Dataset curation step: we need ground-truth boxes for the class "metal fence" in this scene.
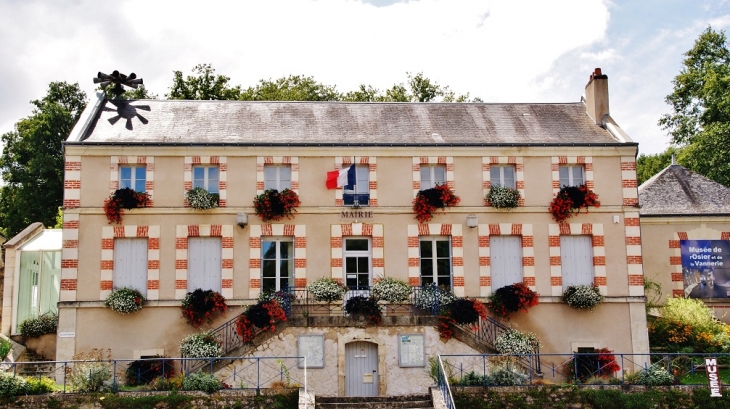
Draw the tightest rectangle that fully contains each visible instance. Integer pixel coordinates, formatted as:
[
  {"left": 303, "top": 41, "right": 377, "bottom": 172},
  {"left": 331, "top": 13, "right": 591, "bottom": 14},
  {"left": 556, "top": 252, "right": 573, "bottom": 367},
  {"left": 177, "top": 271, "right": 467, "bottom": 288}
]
[{"left": 436, "top": 355, "right": 456, "bottom": 409}]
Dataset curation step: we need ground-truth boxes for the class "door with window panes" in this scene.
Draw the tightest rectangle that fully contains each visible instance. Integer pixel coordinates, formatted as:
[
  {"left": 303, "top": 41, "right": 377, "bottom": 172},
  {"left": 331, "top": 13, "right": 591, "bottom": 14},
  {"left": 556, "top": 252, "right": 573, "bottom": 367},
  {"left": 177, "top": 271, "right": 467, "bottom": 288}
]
[
  {"left": 420, "top": 237, "right": 452, "bottom": 287},
  {"left": 343, "top": 238, "right": 371, "bottom": 290},
  {"left": 262, "top": 239, "right": 293, "bottom": 293}
]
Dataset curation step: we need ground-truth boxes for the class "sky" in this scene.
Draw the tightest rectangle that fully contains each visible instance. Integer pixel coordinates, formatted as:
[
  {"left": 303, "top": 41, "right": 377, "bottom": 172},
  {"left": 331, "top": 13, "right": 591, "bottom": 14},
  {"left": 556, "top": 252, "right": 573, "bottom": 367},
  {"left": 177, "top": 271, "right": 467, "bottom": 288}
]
[{"left": 1, "top": 0, "right": 729, "bottom": 155}]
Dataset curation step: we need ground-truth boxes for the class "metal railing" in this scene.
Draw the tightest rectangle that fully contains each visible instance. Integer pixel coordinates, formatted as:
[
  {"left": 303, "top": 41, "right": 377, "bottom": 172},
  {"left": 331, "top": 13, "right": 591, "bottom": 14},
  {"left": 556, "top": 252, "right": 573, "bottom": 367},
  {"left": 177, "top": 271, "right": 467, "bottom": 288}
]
[{"left": 436, "top": 355, "right": 456, "bottom": 409}]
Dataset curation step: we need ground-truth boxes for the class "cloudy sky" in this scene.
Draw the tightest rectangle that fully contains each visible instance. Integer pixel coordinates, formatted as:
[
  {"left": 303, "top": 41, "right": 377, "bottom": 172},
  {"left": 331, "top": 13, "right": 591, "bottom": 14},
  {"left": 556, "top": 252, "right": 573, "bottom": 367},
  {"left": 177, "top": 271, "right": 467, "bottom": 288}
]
[{"left": 1, "top": 0, "right": 729, "bottom": 154}]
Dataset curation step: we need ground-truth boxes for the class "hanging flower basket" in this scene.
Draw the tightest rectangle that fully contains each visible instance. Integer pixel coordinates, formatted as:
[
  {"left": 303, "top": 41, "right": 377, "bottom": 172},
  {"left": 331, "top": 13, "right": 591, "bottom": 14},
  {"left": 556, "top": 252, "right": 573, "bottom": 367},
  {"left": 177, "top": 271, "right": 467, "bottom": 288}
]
[
  {"left": 104, "top": 188, "right": 149, "bottom": 224},
  {"left": 235, "top": 299, "right": 287, "bottom": 343},
  {"left": 413, "top": 184, "right": 460, "bottom": 223},
  {"left": 185, "top": 187, "right": 219, "bottom": 210},
  {"left": 437, "top": 298, "right": 488, "bottom": 339},
  {"left": 253, "top": 188, "right": 301, "bottom": 222},
  {"left": 181, "top": 289, "right": 228, "bottom": 328},
  {"left": 306, "top": 277, "right": 347, "bottom": 303},
  {"left": 549, "top": 185, "right": 600, "bottom": 222},
  {"left": 104, "top": 287, "right": 145, "bottom": 314},
  {"left": 562, "top": 285, "right": 604, "bottom": 311},
  {"left": 372, "top": 277, "right": 412, "bottom": 303},
  {"left": 487, "top": 282, "right": 539, "bottom": 320},
  {"left": 486, "top": 185, "right": 521, "bottom": 209},
  {"left": 344, "top": 296, "right": 382, "bottom": 325}
]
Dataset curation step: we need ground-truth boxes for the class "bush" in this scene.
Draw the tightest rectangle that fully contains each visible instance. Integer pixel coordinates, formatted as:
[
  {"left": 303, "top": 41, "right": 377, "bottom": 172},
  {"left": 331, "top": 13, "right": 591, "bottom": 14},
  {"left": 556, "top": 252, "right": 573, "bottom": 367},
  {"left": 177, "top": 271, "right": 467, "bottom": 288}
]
[
  {"left": 179, "top": 331, "right": 222, "bottom": 359},
  {"left": 306, "top": 277, "right": 347, "bottom": 302},
  {"left": 488, "top": 364, "right": 527, "bottom": 385},
  {"left": 0, "top": 337, "right": 12, "bottom": 360},
  {"left": 662, "top": 297, "right": 724, "bottom": 334},
  {"left": 486, "top": 185, "right": 521, "bottom": 209},
  {"left": 414, "top": 283, "right": 456, "bottom": 314},
  {"left": 146, "top": 373, "right": 186, "bottom": 391},
  {"left": 185, "top": 187, "right": 219, "bottom": 210},
  {"left": 494, "top": 328, "right": 541, "bottom": 355},
  {"left": 372, "top": 277, "right": 412, "bottom": 303},
  {"left": 182, "top": 371, "right": 222, "bottom": 394},
  {"left": 632, "top": 365, "right": 674, "bottom": 386},
  {"left": 562, "top": 285, "right": 603, "bottom": 310},
  {"left": 456, "top": 371, "right": 489, "bottom": 386},
  {"left": 104, "top": 287, "right": 145, "bottom": 314},
  {"left": 67, "top": 349, "right": 112, "bottom": 392},
  {"left": 125, "top": 356, "right": 176, "bottom": 386},
  {"left": 0, "top": 372, "right": 27, "bottom": 398},
  {"left": 19, "top": 313, "right": 58, "bottom": 338},
  {"left": 24, "top": 376, "right": 56, "bottom": 395}
]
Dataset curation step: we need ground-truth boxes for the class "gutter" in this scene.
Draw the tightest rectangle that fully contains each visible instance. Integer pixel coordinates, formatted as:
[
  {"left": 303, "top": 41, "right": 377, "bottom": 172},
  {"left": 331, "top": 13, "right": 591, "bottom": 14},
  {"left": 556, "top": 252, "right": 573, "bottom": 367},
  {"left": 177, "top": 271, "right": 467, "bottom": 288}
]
[{"left": 63, "top": 141, "right": 639, "bottom": 148}]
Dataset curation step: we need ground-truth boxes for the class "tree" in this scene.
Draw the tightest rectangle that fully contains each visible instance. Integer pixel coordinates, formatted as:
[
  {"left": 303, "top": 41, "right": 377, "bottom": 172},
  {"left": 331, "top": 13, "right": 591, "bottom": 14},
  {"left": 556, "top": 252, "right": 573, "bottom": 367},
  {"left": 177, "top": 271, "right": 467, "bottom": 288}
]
[
  {"left": 103, "top": 84, "right": 157, "bottom": 100},
  {"left": 240, "top": 75, "right": 340, "bottom": 101},
  {"left": 0, "top": 82, "right": 87, "bottom": 237},
  {"left": 167, "top": 64, "right": 241, "bottom": 100},
  {"left": 636, "top": 147, "right": 683, "bottom": 185},
  {"left": 659, "top": 26, "right": 730, "bottom": 186}
]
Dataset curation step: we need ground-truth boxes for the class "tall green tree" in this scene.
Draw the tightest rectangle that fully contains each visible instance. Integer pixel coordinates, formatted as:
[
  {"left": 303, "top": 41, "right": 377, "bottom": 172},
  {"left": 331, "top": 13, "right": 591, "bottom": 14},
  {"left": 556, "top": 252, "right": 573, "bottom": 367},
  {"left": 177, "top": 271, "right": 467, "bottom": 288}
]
[
  {"left": 636, "top": 147, "right": 683, "bottom": 185},
  {"left": 240, "top": 75, "right": 340, "bottom": 101},
  {"left": 659, "top": 26, "right": 730, "bottom": 186},
  {"left": 0, "top": 82, "right": 87, "bottom": 237},
  {"left": 167, "top": 64, "right": 241, "bottom": 100}
]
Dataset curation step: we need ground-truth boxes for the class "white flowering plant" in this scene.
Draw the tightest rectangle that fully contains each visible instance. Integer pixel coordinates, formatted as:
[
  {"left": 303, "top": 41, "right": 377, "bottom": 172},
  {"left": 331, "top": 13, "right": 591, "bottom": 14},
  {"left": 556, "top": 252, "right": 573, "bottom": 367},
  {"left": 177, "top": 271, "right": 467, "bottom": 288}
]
[
  {"left": 307, "top": 277, "right": 347, "bottom": 303},
  {"left": 179, "top": 331, "right": 223, "bottom": 359},
  {"left": 414, "top": 283, "right": 456, "bottom": 314},
  {"left": 632, "top": 364, "right": 674, "bottom": 386},
  {"left": 562, "top": 285, "right": 604, "bottom": 311},
  {"left": 185, "top": 187, "right": 219, "bottom": 210},
  {"left": 104, "top": 287, "right": 145, "bottom": 314},
  {"left": 486, "top": 185, "right": 521, "bottom": 209},
  {"left": 18, "top": 313, "right": 58, "bottom": 338},
  {"left": 372, "top": 277, "right": 412, "bottom": 303},
  {"left": 494, "top": 328, "right": 541, "bottom": 355}
]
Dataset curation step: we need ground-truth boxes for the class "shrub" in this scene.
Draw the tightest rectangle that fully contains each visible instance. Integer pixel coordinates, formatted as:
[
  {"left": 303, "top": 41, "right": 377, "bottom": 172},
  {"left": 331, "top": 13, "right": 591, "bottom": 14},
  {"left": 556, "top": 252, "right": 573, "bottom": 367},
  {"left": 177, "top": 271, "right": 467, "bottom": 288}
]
[
  {"left": 0, "top": 372, "right": 27, "bottom": 398},
  {"left": 488, "top": 364, "right": 527, "bottom": 386},
  {"left": 104, "top": 287, "right": 145, "bottom": 314},
  {"left": 103, "top": 187, "right": 150, "bottom": 224},
  {"left": 632, "top": 365, "right": 674, "bottom": 386},
  {"left": 566, "top": 348, "right": 621, "bottom": 382},
  {"left": 179, "top": 331, "right": 222, "bottom": 359},
  {"left": 19, "top": 313, "right": 58, "bottom": 338},
  {"left": 67, "top": 349, "right": 112, "bottom": 392},
  {"left": 372, "top": 277, "right": 412, "bottom": 303},
  {"left": 562, "top": 285, "right": 603, "bottom": 311},
  {"left": 413, "top": 184, "right": 460, "bottom": 223},
  {"left": 549, "top": 185, "right": 600, "bottom": 222},
  {"left": 487, "top": 283, "right": 539, "bottom": 320},
  {"left": 0, "top": 337, "right": 12, "bottom": 360},
  {"left": 306, "top": 277, "right": 347, "bottom": 302},
  {"left": 185, "top": 187, "right": 219, "bottom": 210},
  {"left": 253, "top": 188, "right": 301, "bottom": 222},
  {"left": 146, "top": 373, "right": 186, "bottom": 391},
  {"left": 486, "top": 185, "right": 521, "bottom": 209},
  {"left": 662, "top": 297, "right": 724, "bottom": 334},
  {"left": 494, "top": 328, "right": 541, "bottom": 355},
  {"left": 181, "top": 289, "right": 228, "bottom": 328},
  {"left": 24, "top": 376, "right": 56, "bottom": 395},
  {"left": 344, "top": 296, "right": 382, "bottom": 325},
  {"left": 182, "top": 371, "right": 222, "bottom": 393},
  {"left": 414, "top": 283, "right": 456, "bottom": 314},
  {"left": 125, "top": 356, "right": 176, "bottom": 386},
  {"left": 456, "top": 371, "right": 489, "bottom": 386}
]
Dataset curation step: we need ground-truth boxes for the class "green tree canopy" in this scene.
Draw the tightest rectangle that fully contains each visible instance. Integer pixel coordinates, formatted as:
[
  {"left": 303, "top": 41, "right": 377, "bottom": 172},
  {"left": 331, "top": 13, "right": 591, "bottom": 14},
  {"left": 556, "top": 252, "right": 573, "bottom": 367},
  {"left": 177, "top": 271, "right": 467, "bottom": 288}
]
[
  {"left": 0, "top": 82, "right": 87, "bottom": 237},
  {"left": 167, "top": 64, "right": 241, "bottom": 100},
  {"left": 636, "top": 147, "right": 683, "bottom": 186},
  {"left": 659, "top": 26, "right": 730, "bottom": 186},
  {"left": 240, "top": 75, "right": 340, "bottom": 101}
]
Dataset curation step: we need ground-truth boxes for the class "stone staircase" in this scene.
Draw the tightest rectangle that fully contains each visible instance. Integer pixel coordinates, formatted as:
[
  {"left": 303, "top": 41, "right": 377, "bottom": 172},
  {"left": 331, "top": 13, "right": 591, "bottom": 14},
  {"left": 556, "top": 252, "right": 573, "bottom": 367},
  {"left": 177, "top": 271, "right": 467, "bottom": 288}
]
[
  {"left": 315, "top": 393, "right": 433, "bottom": 409},
  {"left": 15, "top": 350, "right": 56, "bottom": 376}
]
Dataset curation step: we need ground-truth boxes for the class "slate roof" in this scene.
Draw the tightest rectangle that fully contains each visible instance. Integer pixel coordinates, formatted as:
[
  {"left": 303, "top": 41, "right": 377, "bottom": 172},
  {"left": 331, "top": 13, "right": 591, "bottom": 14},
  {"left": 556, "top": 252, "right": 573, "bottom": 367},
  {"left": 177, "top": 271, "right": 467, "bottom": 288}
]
[
  {"left": 638, "top": 164, "right": 730, "bottom": 216},
  {"left": 69, "top": 99, "right": 626, "bottom": 146}
]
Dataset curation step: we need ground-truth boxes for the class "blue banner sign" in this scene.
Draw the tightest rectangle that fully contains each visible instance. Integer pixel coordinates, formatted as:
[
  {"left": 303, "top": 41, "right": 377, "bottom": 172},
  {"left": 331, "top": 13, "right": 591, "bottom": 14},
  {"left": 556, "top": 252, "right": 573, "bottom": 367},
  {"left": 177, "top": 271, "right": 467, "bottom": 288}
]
[{"left": 681, "top": 240, "right": 730, "bottom": 298}]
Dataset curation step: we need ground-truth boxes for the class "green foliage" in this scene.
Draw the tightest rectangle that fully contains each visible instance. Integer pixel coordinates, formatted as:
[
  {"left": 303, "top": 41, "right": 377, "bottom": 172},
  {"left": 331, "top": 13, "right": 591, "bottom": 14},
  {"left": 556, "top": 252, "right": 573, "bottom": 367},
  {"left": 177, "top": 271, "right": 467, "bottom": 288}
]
[
  {"left": 662, "top": 297, "right": 723, "bottom": 334},
  {"left": 124, "top": 356, "right": 176, "bottom": 386},
  {"left": 185, "top": 187, "right": 219, "bottom": 210},
  {"left": 0, "top": 372, "right": 27, "bottom": 398},
  {"left": 241, "top": 75, "right": 340, "bottom": 101},
  {"left": 631, "top": 365, "right": 674, "bottom": 386},
  {"left": 494, "top": 328, "right": 541, "bottom": 355},
  {"left": 562, "top": 285, "right": 603, "bottom": 310},
  {"left": 0, "top": 337, "right": 12, "bottom": 360},
  {"left": 486, "top": 185, "right": 521, "bottom": 209},
  {"left": 24, "top": 376, "right": 57, "bottom": 394},
  {"left": 182, "top": 371, "right": 222, "bottom": 394},
  {"left": 102, "top": 84, "right": 157, "bottom": 100},
  {"left": 643, "top": 277, "right": 663, "bottom": 312},
  {"left": 659, "top": 26, "right": 730, "bottom": 186},
  {"left": 19, "top": 312, "right": 58, "bottom": 338},
  {"left": 371, "top": 277, "right": 412, "bottom": 303},
  {"left": 167, "top": 64, "right": 242, "bottom": 100},
  {"left": 0, "top": 81, "right": 87, "bottom": 238},
  {"left": 636, "top": 147, "right": 683, "bottom": 185},
  {"left": 68, "top": 360, "right": 112, "bottom": 392}
]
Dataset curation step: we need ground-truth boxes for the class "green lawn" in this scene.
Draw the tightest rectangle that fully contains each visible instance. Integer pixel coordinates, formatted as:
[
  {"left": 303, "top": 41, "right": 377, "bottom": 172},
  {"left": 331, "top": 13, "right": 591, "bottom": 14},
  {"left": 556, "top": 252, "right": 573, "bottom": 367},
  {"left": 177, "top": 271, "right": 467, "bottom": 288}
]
[{"left": 679, "top": 368, "right": 730, "bottom": 385}]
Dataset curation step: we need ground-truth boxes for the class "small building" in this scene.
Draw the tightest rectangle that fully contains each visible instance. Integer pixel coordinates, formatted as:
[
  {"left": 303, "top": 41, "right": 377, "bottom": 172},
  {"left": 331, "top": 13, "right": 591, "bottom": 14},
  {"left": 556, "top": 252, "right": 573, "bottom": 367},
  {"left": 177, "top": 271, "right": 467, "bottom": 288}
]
[{"left": 1, "top": 68, "right": 650, "bottom": 395}]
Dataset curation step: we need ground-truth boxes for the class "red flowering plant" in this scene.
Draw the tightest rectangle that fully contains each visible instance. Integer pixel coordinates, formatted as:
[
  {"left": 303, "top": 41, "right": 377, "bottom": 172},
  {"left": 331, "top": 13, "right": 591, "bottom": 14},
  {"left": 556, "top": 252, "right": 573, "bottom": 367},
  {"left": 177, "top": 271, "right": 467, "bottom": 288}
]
[
  {"left": 181, "top": 289, "right": 228, "bottom": 328},
  {"left": 413, "top": 184, "right": 461, "bottom": 223},
  {"left": 344, "top": 296, "right": 382, "bottom": 325},
  {"left": 235, "top": 299, "right": 287, "bottom": 343},
  {"left": 438, "top": 298, "right": 488, "bottom": 340},
  {"left": 253, "top": 189, "right": 301, "bottom": 222},
  {"left": 104, "top": 187, "right": 150, "bottom": 224},
  {"left": 487, "top": 282, "right": 539, "bottom": 320},
  {"left": 567, "top": 347, "right": 620, "bottom": 382},
  {"left": 549, "top": 185, "right": 600, "bottom": 223}
]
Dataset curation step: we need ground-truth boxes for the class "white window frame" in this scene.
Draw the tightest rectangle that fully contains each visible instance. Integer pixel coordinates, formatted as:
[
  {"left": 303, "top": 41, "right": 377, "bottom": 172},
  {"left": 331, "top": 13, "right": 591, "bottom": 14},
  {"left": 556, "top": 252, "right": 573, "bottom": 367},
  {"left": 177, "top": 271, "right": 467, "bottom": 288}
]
[
  {"left": 264, "top": 165, "right": 292, "bottom": 191},
  {"left": 187, "top": 237, "right": 222, "bottom": 292},
  {"left": 490, "top": 236, "right": 523, "bottom": 289},
  {"left": 192, "top": 165, "right": 220, "bottom": 193},
  {"left": 420, "top": 165, "right": 446, "bottom": 190},
  {"left": 560, "top": 235, "right": 594, "bottom": 289},
  {"left": 419, "top": 237, "right": 452, "bottom": 287},
  {"left": 490, "top": 165, "right": 516, "bottom": 188},
  {"left": 343, "top": 165, "right": 370, "bottom": 206},
  {"left": 119, "top": 165, "right": 146, "bottom": 192},
  {"left": 343, "top": 237, "right": 372, "bottom": 289},
  {"left": 113, "top": 238, "right": 148, "bottom": 296},
  {"left": 261, "top": 238, "right": 294, "bottom": 293},
  {"left": 559, "top": 165, "right": 584, "bottom": 187}
]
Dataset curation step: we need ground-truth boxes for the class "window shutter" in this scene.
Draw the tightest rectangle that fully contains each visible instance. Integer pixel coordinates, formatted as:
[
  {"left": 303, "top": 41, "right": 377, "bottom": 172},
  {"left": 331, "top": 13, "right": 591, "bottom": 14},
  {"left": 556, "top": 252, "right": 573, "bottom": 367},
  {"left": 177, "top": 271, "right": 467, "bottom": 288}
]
[
  {"left": 490, "top": 236, "right": 523, "bottom": 289},
  {"left": 187, "top": 237, "right": 222, "bottom": 292},
  {"left": 560, "top": 236, "right": 593, "bottom": 288},
  {"left": 113, "top": 238, "right": 148, "bottom": 296}
]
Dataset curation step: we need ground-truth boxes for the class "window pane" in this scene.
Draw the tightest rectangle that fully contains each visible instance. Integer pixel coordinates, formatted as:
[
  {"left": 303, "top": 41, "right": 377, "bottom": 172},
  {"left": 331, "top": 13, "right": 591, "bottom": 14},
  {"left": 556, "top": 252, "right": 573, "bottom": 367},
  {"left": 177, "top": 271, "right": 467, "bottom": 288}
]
[
  {"left": 490, "top": 167, "right": 501, "bottom": 186},
  {"left": 208, "top": 167, "right": 219, "bottom": 193},
  {"left": 420, "top": 259, "right": 433, "bottom": 278},
  {"left": 420, "top": 240, "right": 433, "bottom": 258},
  {"left": 436, "top": 258, "right": 450, "bottom": 275},
  {"left": 356, "top": 166, "right": 369, "bottom": 194},
  {"left": 120, "top": 167, "right": 131, "bottom": 180},
  {"left": 358, "top": 272, "right": 369, "bottom": 287},
  {"left": 280, "top": 241, "right": 292, "bottom": 259},
  {"left": 436, "top": 240, "right": 450, "bottom": 258},
  {"left": 262, "top": 241, "right": 276, "bottom": 259},
  {"left": 263, "top": 278, "right": 275, "bottom": 294},
  {"left": 559, "top": 166, "right": 569, "bottom": 187},
  {"left": 503, "top": 166, "right": 515, "bottom": 188},
  {"left": 420, "top": 167, "right": 431, "bottom": 188},
  {"left": 345, "top": 257, "right": 357, "bottom": 273},
  {"left": 357, "top": 257, "right": 368, "bottom": 273},
  {"left": 572, "top": 167, "right": 584, "bottom": 185},
  {"left": 345, "top": 239, "right": 369, "bottom": 251},
  {"left": 264, "top": 166, "right": 277, "bottom": 190},
  {"left": 437, "top": 276, "right": 451, "bottom": 287},
  {"left": 280, "top": 166, "right": 291, "bottom": 189},
  {"left": 262, "top": 260, "right": 276, "bottom": 278},
  {"left": 280, "top": 260, "right": 290, "bottom": 279},
  {"left": 434, "top": 166, "right": 445, "bottom": 185}
]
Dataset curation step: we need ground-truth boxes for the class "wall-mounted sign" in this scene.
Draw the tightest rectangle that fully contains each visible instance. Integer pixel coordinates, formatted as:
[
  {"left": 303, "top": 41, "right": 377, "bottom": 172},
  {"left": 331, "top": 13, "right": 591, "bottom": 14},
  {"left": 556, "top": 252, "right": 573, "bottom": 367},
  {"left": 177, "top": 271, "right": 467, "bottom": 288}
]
[
  {"left": 340, "top": 211, "right": 373, "bottom": 219},
  {"left": 298, "top": 334, "right": 324, "bottom": 368},
  {"left": 706, "top": 358, "right": 723, "bottom": 397},
  {"left": 398, "top": 333, "right": 425, "bottom": 367},
  {"left": 681, "top": 240, "right": 730, "bottom": 298},
  {"left": 58, "top": 332, "right": 75, "bottom": 338}
]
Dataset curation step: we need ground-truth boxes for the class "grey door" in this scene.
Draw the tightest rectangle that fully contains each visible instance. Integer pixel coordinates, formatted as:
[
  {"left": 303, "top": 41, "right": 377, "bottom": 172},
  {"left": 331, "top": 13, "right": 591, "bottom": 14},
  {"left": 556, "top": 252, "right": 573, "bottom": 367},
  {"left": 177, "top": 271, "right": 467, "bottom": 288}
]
[{"left": 345, "top": 341, "right": 378, "bottom": 396}]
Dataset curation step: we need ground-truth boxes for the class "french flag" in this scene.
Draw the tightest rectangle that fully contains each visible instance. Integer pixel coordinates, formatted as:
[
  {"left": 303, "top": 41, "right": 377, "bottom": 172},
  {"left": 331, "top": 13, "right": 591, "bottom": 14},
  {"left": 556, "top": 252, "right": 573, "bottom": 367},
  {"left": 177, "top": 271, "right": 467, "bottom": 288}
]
[{"left": 326, "top": 165, "right": 356, "bottom": 189}]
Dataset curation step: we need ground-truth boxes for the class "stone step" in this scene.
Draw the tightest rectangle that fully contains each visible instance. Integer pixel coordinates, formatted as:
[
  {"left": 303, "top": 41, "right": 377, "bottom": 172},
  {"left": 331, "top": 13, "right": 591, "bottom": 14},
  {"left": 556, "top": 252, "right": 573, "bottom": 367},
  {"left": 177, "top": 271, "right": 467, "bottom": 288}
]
[{"left": 315, "top": 394, "right": 432, "bottom": 409}]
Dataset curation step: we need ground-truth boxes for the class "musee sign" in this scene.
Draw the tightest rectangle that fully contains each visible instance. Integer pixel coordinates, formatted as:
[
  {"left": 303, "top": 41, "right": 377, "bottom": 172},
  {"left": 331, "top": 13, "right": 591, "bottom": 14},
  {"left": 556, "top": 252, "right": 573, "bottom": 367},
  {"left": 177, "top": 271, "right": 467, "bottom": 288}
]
[{"left": 706, "top": 358, "right": 723, "bottom": 397}]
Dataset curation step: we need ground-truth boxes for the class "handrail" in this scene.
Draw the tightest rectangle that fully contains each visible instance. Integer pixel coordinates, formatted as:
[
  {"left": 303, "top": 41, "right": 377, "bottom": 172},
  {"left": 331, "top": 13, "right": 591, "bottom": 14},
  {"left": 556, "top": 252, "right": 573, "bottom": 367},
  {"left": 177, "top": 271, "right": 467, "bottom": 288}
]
[{"left": 436, "top": 355, "right": 456, "bottom": 409}]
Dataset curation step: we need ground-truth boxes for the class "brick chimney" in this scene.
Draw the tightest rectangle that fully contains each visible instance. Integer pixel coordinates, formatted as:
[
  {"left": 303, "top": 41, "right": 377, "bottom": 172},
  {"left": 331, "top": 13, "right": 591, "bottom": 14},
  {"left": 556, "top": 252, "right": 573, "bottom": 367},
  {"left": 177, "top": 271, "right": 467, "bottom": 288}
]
[{"left": 584, "top": 68, "right": 609, "bottom": 125}]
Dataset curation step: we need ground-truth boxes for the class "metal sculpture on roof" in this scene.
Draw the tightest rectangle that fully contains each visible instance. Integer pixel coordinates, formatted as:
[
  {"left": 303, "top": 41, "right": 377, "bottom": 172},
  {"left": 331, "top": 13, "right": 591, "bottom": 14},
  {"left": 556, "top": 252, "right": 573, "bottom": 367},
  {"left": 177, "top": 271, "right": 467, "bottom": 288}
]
[{"left": 93, "top": 71, "right": 143, "bottom": 98}]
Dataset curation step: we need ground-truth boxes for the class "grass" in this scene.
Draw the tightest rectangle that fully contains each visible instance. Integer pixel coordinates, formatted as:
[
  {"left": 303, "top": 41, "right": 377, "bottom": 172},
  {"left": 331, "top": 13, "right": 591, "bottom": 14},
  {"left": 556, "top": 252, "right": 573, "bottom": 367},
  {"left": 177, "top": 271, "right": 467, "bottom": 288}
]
[{"left": 679, "top": 368, "right": 730, "bottom": 385}]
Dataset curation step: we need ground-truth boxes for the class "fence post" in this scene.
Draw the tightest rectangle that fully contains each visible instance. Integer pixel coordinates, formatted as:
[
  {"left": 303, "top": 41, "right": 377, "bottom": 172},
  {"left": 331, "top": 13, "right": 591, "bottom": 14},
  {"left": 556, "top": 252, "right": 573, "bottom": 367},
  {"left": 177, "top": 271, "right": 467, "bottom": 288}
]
[
  {"left": 113, "top": 360, "right": 117, "bottom": 387},
  {"left": 573, "top": 354, "right": 578, "bottom": 383},
  {"left": 63, "top": 362, "right": 67, "bottom": 393},
  {"left": 482, "top": 355, "right": 486, "bottom": 387},
  {"left": 257, "top": 358, "right": 261, "bottom": 395}
]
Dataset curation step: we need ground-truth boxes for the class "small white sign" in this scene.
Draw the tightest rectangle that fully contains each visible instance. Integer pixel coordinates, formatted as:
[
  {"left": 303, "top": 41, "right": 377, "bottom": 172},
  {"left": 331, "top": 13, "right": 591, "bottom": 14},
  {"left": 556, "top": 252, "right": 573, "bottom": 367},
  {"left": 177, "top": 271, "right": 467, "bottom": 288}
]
[
  {"left": 706, "top": 358, "right": 723, "bottom": 397},
  {"left": 58, "top": 332, "right": 75, "bottom": 338}
]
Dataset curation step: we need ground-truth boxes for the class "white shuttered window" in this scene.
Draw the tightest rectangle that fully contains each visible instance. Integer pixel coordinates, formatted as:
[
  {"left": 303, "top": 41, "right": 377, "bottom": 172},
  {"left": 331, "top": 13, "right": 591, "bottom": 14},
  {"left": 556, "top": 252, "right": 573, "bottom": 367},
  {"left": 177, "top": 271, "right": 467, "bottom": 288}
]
[
  {"left": 187, "top": 237, "right": 222, "bottom": 292},
  {"left": 560, "top": 236, "right": 594, "bottom": 288},
  {"left": 490, "top": 236, "right": 523, "bottom": 289},
  {"left": 113, "top": 238, "right": 148, "bottom": 296}
]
